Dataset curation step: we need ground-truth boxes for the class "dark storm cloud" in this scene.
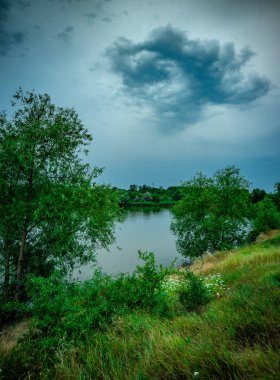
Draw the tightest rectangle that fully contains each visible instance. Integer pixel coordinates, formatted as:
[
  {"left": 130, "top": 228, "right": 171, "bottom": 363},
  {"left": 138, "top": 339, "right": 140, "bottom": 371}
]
[
  {"left": 56, "top": 25, "right": 74, "bottom": 43},
  {"left": 0, "top": 0, "right": 11, "bottom": 24},
  {"left": 17, "top": 1, "right": 31, "bottom": 10},
  {"left": 107, "top": 25, "right": 271, "bottom": 132},
  {"left": 0, "top": 0, "right": 25, "bottom": 55},
  {"left": 48, "top": 0, "right": 85, "bottom": 3}
]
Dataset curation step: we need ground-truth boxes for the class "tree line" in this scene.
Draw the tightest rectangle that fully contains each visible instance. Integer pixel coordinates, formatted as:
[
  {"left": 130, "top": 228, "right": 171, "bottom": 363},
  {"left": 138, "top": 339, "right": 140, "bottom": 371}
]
[
  {"left": 116, "top": 185, "right": 182, "bottom": 206},
  {"left": 117, "top": 181, "right": 279, "bottom": 210}
]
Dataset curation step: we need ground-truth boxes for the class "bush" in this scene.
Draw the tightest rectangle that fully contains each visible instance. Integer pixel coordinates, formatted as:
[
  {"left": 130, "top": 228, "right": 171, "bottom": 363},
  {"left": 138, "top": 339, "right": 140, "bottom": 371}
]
[
  {"left": 0, "top": 299, "right": 28, "bottom": 327},
  {"left": 177, "top": 271, "right": 212, "bottom": 312},
  {"left": 26, "top": 254, "right": 219, "bottom": 349},
  {"left": 26, "top": 252, "right": 175, "bottom": 345},
  {"left": 246, "top": 228, "right": 260, "bottom": 243}
]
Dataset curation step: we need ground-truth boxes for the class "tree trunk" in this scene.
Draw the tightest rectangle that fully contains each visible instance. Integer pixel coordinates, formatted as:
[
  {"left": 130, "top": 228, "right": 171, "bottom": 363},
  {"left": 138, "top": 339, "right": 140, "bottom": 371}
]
[
  {"left": 3, "top": 246, "right": 11, "bottom": 298},
  {"left": 15, "top": 167, "right": 33, "bottom": 300},
  {"left": 15, "top": 223, "right": 28, "bottom": 301}
]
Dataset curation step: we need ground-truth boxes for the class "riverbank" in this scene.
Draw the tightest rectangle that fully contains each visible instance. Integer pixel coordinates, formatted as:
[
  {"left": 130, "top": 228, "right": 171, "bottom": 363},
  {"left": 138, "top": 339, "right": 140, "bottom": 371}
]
[
  {"left": 121, "top": 200, "right": 176, "bottom": 207},
  {"left": 116, "top": 185, "right": 182, "bottom": 208},
  {"left": 1, "top": 232, "right": 280, "bottom": 379}
]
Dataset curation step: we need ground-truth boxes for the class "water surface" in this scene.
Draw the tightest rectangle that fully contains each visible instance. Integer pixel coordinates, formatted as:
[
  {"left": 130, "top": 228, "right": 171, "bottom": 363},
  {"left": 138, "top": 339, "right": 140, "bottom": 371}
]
[{"left": 75, "top": 208, "right": 181, "bottom": 280}]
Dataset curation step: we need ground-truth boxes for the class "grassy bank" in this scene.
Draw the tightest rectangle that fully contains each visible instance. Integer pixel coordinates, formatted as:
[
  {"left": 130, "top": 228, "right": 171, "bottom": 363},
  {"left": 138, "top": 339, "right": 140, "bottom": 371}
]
[{"left": 1, "top": 234, "right": 280, "bottom": 379}]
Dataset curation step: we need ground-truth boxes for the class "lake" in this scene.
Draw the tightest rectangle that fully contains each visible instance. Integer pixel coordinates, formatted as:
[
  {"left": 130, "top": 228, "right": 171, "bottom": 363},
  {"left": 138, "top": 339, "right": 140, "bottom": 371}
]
[{"left": 74, "top": 207, "right": 182, "bottom": 280}]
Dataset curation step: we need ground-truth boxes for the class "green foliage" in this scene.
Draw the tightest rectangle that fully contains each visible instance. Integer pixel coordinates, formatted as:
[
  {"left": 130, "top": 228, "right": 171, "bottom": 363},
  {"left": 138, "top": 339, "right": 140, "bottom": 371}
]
[
  {"left": 177, "top": 271, "right": 212, "bottom": 312},
  {"left": 24, "top": 252, "right": 214, "bottom": 349},
  {"left": 250, "top": 188, "right": 266, "bottom": 204},
  {"left": 253, "top": 196, "right": 280, "bottom": 233},
  {"left": 2, "top": 234, "right": 279, "bottom": 380},
  {"left": 204, "top": 273, "right": 227, "bottom": 296},
  {"left": 273, "top": 182, "right": 280, "bottom": 211},
  {"left": 118, "top": 185, "right": 182, "bottom": 207},
  {"left": 26, "top": 252, "right": 175, "bottom": 346},
  {"left": 0, "top": 299, "right": 28, "bottom": 326},
  {"left": 260, "top": 234, "right": 280, "bottom": 248},
  {"left": 0, "top": 89, "right": 120, "bottom": 299},
  {"left": 171, "top": 166, "right": 250, "bottom": 258},
  {"left": 161, "top": 272, "right": 224, "bottom": 313},
  {"left": 133, "top": 251, "right": 172, "bottom": 307}
]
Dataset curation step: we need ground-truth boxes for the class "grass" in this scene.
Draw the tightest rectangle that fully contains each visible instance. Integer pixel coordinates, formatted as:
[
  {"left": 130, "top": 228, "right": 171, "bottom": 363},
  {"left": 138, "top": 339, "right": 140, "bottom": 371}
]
[{"left": 1, "top": 233, "right": 280, "bottom": 379}]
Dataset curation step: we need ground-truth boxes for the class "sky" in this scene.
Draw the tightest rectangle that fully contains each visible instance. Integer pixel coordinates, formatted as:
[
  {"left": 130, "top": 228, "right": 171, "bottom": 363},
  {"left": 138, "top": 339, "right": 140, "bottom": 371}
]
[{"left": 0, "top": 0, "right": 279, "bottom": 191}]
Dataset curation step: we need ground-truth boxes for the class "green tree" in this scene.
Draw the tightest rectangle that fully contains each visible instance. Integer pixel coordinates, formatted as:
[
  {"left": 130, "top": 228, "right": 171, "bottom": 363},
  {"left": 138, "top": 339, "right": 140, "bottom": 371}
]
[
  {"left": 129, "top": 184, "right": 138, "bottom": 192},
  {"left": 171, "top": 173, "right": 215, "bottom": 258},
  {"left": 253, "top": 196, "right": 280, "bottom": 232},
  {"left": 0, "top": 89, "right": 120, "bottom": 299},
  {"left": 273, "top": 182, "right": 280, "bottom": 211},
  {"left": 171, "top": 166, "right": 250, "bottom": 259},
  {"left": 167, "top": 186, "right": 182, "bottom": 201},
  {"left": 250, "top": 188, "right": 266, "bottom": 204}
]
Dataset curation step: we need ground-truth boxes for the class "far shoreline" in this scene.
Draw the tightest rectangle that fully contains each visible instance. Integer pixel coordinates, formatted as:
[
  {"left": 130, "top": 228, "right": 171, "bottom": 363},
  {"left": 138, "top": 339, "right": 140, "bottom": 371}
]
[{"left": 120, "top": 201, "right": 176, "bottom": 208}]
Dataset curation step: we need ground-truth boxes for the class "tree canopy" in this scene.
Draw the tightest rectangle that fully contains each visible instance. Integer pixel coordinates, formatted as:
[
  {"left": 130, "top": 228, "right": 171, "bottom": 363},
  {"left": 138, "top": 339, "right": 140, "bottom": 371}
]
[
  {"left": 0, "top": 89, "right": 120, "bottom": 299},
  {"left": 171, "top": 166, "right": 250, "bottom": 259},
  {"left": 253, "top": 196, "right": 280, "bottom": 233}
]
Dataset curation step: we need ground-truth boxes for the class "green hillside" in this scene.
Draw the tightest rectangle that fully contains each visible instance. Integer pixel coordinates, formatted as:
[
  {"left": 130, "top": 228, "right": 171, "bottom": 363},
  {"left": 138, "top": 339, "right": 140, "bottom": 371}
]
[{"left": 1, "top": 232, "right": 280, "bottom": 379}]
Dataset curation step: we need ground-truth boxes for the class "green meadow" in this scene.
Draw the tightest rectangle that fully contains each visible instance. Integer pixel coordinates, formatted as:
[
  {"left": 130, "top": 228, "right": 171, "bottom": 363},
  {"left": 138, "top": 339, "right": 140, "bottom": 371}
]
[{"left": 1, "top": 232, "right": 279, "bottom": 380}]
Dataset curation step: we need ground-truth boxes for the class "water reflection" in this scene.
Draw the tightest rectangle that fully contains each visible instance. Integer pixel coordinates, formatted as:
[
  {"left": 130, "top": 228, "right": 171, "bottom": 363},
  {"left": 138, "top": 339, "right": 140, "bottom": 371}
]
[
  {"left": 74, "top": 207, "right": 181, "bottom": 280},
  {"left": 126, "top": 206, "right": 163, "bottom": 219}
]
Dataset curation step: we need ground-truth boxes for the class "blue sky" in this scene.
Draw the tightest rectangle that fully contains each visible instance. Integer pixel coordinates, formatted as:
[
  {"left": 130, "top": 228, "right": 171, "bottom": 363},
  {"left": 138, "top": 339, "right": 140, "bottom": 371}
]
[{"left": 0, "top": 0, "right": 279, "bottom": 190}]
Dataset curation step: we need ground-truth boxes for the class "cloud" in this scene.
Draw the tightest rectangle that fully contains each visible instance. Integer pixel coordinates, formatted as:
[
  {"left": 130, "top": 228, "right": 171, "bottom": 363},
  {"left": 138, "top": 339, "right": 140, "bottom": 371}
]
[
  {"left": 0, "top": 0, "right": 10, "bottom": 21},
  {"left": 89, "top": 62, "right": 101, "bottom": 72},
  {"left": 85, "top": 11, "right": 96, "bottom": 24},
  {"left": 16, "top": 1, "right": 31, "bottom": 10},
  {"left": 106, "top": 25, "right": 271, "bottom": 133},
  {"left": 0, "top": 0, "right": 25, "bottom": 55},
  {"left": 56, "top": 25, "right": 74, "bottom": 44},
  {"left": 48, "top": 0, "right": 86, "bottom": 3},
  {"left": 102, "top": 16, "right": 113, "bottom": 23},
  {"left": 0, "top": 29, "right": 25, "bottom": 55}
]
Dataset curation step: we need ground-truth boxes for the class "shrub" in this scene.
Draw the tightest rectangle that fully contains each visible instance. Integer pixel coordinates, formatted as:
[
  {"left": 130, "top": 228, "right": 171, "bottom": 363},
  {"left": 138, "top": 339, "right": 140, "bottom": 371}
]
[
  {"left": 26, "top": 252, "right": 175, "bottom": 345},
  {"left": 0, "top": 299, "right": 28, "bottom": 327},
  {"left": 177, "top": 271, "right": 212, "bottom": 312}
]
